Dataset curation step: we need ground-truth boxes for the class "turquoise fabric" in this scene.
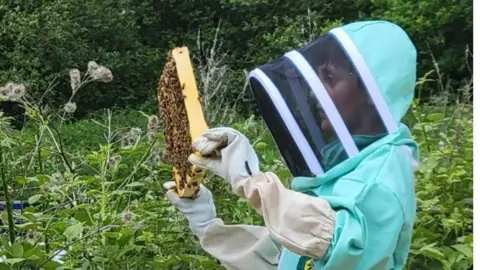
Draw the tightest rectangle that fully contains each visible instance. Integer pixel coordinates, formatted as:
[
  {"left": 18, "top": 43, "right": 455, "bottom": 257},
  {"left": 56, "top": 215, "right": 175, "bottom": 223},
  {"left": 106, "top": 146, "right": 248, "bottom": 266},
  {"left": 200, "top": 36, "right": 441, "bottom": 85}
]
[
  {"left": 278, "top": 20, "right": 419, "bottom": 270},
  {"left": 320, "top": 134, "right": 386, "bottom": 172}
]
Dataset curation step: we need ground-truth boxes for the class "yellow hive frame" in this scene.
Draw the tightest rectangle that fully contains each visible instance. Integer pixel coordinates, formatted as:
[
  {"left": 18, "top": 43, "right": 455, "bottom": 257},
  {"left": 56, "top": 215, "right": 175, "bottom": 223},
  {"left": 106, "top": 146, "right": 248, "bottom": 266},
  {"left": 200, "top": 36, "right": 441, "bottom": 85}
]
[{"left": 171, "top": 47, "right": 209, "bottom": 198}]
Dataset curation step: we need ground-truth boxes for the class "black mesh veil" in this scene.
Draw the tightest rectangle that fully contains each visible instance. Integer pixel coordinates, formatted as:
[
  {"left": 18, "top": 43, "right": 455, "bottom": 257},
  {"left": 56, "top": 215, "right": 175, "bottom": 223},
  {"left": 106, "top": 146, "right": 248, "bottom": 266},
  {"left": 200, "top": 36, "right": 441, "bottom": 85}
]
[{"left": 249, "top": 33, "right": 388, "bottom": 177}]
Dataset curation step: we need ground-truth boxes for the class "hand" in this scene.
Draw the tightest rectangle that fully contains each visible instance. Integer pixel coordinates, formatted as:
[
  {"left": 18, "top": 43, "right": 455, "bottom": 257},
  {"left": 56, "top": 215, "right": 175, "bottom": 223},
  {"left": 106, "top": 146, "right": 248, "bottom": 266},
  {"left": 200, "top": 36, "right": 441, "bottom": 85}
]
[
  {"left": 188, "top": 127, "right": 260, "bottom": 188},
  {"left": 163, "top": 181, "right": 217, "bottom": 237}
]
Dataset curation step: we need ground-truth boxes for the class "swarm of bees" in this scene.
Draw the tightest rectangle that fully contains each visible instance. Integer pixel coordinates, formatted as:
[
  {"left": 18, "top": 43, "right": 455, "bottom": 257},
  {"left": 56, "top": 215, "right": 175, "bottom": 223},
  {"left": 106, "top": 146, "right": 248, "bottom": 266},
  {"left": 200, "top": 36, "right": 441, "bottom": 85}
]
[{"left": 157, "top": 48, "right": 207, "bottom": 198}]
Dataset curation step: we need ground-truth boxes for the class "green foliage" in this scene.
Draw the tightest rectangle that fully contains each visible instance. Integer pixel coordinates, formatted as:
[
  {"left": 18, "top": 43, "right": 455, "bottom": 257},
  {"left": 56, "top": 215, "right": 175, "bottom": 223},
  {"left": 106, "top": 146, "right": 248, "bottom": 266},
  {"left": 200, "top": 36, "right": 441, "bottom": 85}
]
[
  {"left": 0, "top": 0, "right": 472, "bottom": 116},
  {"left": 0, "top": 2, "right": 473, "bottom": 268},
  {"left": 0, "top": 91, "right": 473, "bottom": 269}
]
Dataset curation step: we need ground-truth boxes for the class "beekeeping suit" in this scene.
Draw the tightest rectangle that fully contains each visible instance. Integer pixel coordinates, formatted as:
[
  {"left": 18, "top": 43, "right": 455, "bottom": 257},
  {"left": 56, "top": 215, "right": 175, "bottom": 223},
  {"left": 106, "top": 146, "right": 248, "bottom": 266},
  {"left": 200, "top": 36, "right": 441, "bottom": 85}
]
[{"left": 165, "top": 20, "right": 420, "bottom": 270}]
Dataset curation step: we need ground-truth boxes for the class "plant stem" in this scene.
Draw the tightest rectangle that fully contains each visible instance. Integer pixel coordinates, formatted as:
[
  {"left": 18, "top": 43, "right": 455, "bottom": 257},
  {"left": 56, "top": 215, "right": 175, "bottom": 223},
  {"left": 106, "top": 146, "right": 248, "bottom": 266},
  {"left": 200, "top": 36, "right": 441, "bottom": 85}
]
[
  {"left": 0, "top": 144, "right": 15, "bottom": 244},
  {"left": 35, "top": 124, "right": 50, "bottom": 252},
  {"left": 117, "top": 138, "right": 157, "bottom": 190},
  {"left": 35, "top": 225, "right": 121, "bottom": 269},
  {"left": 46, "top": 124, "right": 74, "bottom": 173}
]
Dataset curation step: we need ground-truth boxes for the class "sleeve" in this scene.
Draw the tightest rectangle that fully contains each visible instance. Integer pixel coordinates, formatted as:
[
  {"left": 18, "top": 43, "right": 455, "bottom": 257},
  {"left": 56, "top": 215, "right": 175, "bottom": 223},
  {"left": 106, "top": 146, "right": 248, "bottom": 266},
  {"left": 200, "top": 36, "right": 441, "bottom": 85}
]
[
  {"left": 199, "top": 218, "right": 281, "bottom": 270},
  {"left": 313, "top": 182, "right": 405, "bottom": 269},
  {"left": 232, "top": 172, "right": 336, "bottom": 259}
]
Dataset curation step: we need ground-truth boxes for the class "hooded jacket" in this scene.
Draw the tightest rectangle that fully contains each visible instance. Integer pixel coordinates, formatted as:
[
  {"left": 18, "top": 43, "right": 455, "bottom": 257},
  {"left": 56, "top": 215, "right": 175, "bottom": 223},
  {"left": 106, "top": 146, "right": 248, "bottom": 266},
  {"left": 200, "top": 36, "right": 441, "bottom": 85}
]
[{"left": 197, "top": 20, "right": 420, "bottom": 270}]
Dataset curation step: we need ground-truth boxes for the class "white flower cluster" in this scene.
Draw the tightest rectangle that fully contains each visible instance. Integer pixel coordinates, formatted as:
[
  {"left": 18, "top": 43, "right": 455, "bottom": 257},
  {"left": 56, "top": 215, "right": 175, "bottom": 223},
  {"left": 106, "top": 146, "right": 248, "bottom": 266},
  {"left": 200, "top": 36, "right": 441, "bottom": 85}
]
[
  {"left": 0, "top": 82, "right": 26, "bottom": 102},
  {"left": 87, "top": 61, "right": 113, "bottom": 83},
  {"left": 121, "top": 127, "right": 143, "bottom": 148},
  {"left": 147, "top": 115, "right": 159, "bottom": 142},
  {"left": 64, "top": 60, "right": 113, "bottom": 114},
  {"left": 63, "top": 101, "right": 77, "bottom": 114}
]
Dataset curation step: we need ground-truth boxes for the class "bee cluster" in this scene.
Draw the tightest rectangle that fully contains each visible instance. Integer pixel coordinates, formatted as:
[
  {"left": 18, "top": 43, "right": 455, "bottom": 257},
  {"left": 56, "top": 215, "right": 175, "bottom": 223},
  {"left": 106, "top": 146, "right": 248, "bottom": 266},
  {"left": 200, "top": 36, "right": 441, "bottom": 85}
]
[{"left": 157, "top": 51, "right": 194, "bottom": 193}]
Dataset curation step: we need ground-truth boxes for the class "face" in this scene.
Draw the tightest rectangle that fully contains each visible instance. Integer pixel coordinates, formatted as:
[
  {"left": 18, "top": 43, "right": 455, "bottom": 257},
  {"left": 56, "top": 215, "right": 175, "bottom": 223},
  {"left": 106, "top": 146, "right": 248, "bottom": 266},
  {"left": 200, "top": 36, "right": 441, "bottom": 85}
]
[{"left": 317, "top": 62, "right": 372, "bottom": 141}]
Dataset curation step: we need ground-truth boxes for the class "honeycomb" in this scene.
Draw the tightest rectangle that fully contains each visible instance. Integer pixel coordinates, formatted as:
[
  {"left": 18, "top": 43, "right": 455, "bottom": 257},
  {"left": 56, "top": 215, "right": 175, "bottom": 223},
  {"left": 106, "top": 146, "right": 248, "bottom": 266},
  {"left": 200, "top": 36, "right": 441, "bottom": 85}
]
[{"left": 157, "top": 49, "right": 206, "bottom": 198}]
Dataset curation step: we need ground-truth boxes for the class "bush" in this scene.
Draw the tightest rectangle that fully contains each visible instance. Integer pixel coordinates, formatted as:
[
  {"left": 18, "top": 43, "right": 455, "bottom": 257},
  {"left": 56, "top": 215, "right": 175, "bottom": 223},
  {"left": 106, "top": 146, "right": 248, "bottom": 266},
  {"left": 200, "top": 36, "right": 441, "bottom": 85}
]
[
  {"left": 0, "top": 0, "right": 472, "bottom": 115},
  {"left": 0, "top": 82, "right": 473, "bottom": 270},
  {"left": 0, "top": 11, "right": 472, "bottom": 268}
]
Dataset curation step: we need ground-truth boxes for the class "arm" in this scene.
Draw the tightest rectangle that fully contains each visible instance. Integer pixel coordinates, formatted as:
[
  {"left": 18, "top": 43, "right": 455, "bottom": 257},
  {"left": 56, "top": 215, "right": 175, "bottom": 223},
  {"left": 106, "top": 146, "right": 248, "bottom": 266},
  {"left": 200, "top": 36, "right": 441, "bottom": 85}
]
[
  {"left": 188, "top": 127, "right": 412, "bottom": 269},
  {"left": 233, "top": 172, "right": 336, "bottom": 259},
  {"left": 164, "top": 181, "right": 280, "bottom": 270},
  {"left": 313, "top": 147, "right": 414, "bottom": 269},
  {"left": 187, "top": 127, "right": 336, "bottom": 260},
  {"left": 313, "top": 182, "right": 405, "bottom": 269},
  {"left": 199, "top": 219, "right": 281, "bottom": 270},
  {"left": 234, "top": 172, "right": 406, "bottom": 269}
]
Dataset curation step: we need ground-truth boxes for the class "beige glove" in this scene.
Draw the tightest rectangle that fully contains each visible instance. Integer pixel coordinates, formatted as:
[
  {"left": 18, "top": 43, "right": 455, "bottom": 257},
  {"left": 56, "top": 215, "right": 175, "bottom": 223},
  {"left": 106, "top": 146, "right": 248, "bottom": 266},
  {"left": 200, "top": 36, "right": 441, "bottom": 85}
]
[
  {"left": 164, "top": 181, "right": 217, "bottom": 237},
  {"left": 188, "top": 127, "right": 260, "bottom": 189}
]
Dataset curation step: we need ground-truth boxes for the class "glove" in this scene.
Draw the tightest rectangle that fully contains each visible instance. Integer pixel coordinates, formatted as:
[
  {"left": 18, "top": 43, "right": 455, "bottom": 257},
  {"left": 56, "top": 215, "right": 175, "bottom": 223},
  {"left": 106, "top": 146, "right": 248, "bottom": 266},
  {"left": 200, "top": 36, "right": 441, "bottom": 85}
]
[
  {"left": 163, "top": 181, "right": 217, "bottom": 237},
  {"left": 188, "top": 127, "right": 260, "bottom": 188}
]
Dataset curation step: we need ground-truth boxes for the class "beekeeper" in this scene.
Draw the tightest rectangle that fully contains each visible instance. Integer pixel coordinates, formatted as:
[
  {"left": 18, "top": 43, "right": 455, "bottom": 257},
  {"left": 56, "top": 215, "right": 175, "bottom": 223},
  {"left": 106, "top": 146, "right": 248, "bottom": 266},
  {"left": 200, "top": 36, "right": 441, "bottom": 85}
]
[{"left": 164, "top": 20, "right": 420, "bottom": 270}]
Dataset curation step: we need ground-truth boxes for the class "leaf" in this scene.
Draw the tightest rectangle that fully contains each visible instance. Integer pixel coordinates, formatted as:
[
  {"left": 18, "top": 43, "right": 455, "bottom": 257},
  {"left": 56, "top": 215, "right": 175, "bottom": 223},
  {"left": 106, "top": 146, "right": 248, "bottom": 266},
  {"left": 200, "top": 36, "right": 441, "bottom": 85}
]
[
  {"left": 0, "top": 263, "right": 12, "bottom": 270},
  {"left": 427, "top": 113, "right": 444, "bottom": 121},
  {"left": 254, "top": 142, "right": 267, "bottom": 150},
  {"left": 126, "top": 182, "right": 144, "bottom": 188},
  {"left": 451, "top": 244, "right": 473, "bottom": 258},
  {"left": 63, "top": 223, "right": 84, "bottom": 242},
  {"left": 28, "top": 194, "right": 42, "bottom": 205},
  {"left": 14, "top": 176, "right": 27, "bottom": 184},
  {"left": 15, "top": 222, "right": 34, "bottom": 229},
  {"left": 81, "top": 261, "right": 90, "bottom": 270},
  {"left": 42, "top": 261, "right": 63, "bottom": 270},
  {"left": 461, "top": 198, "right": 473, "bottom": 205},
  {"left": 35, "top": 174, "right": 49, "bottom": 184},
  {"left": 4, "top": 258, "right": 24, "bottom": 265},
  {"left": 1, "top": 237, "right": 11, "bottom": 250},
  {"left": 111, "top": 190, "right": 140, "bottom": 196},
  {"left": 74, "top": 211, "right": 92, "bottom": 225},
  {"left": 104, "top": 232, "right": 122, "bottom": 239},
  {"left": 11, "top": 242, "right": 23, "bottom": 258},
  {"left": 421, "top": 247, "right": 444, "bottom": 260}
]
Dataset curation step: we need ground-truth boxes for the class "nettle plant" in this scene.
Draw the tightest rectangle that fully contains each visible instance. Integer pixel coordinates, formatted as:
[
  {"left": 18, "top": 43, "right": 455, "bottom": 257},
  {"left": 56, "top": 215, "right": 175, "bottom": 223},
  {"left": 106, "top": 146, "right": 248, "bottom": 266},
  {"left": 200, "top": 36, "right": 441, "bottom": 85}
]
[{"left": 0, "top": 62, "right": 218, "bottom": 269}]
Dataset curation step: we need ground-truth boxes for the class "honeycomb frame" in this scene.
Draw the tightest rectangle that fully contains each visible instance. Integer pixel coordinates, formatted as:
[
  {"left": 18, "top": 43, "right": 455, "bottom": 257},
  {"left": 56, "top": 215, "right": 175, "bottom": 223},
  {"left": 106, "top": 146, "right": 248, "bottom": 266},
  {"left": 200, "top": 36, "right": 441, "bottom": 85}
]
[{"left": 157, "top": 47, "right": 208, "bottom": 198}]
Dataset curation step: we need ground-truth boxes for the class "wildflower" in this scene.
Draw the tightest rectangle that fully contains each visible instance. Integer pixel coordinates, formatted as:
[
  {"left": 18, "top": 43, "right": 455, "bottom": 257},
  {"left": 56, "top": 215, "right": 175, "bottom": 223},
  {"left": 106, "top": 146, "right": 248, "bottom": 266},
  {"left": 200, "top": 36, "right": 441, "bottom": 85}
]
[
  {"left": 10, "top": 83, "right": 25, "bottom": 101},
  {"left": 107, "top": 155, "right": 122, "bottom": 168},
  {"left": 159, "top": 148, "right": 170, "bottom": 164},
  {"left": 120, "top": 137, "right": 130, "bottom": 148},
  {"left": 51, "top": 172, "right": 65, "bottom": 184},
  {"left": 147, "top": 131, "right": 157, "bottom": 142},
  {"left": 0, "top": 86, "right": 9, "bottom": 100},
  {"left": 0, "top": 82, "right": 25, "bottom": 102},
  {"left": 130, "top": 127, "right": 142, "bottom": 139},
  {"left": 120, "top": 128, "right": 142, "bottom": 148},
  {"left": 69, "top": 68, "right": 81, "bottom": 92},
  {"left": 147, "top": 115, "right": 159, "bottom": 131},
  {"left": 91, "top": 65, "right": 113, "bottom": 83},
  {"left": 26, "top": 230, "right": 41, "bottom": 244},
  {"left": 4, "top": 82, "right": 14, "bottom": 92},
  {"left": 121, "top": 208, "right": 134, "bottom": 222},
  {"left": 78, "top": 192, "right": 88, "bottom": 203},
  {"left": 63, "top": 102, "right": 77, "bottom": 114},
  {"left": 87, "top": 61, "right": 99, "bottom": 74}
]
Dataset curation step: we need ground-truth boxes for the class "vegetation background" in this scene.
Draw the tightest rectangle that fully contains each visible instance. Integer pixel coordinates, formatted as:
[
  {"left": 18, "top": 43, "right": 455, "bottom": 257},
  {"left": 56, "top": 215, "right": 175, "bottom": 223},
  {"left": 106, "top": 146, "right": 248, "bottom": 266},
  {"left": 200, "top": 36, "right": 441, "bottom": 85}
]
[{"left": 0, "top": 0, "right": 473, "bottom": 269}]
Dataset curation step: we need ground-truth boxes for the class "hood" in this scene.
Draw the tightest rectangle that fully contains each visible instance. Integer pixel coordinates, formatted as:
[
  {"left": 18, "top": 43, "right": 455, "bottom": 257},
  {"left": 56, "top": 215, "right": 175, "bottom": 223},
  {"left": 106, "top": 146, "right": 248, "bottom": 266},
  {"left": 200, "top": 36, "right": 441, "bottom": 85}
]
[
  {"left": 248, "top": 20, "right": 419, "bottom": 178},
  {"left": 338, "top": 20, "right": 417, "bottom": 124}
]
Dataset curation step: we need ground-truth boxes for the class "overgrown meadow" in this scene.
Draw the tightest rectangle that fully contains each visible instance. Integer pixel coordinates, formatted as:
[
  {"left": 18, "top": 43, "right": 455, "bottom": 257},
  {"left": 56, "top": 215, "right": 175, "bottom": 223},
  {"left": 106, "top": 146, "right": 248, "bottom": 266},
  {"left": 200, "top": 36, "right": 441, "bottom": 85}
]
[{"left": 0, "top": 31, "right": 473, "bottom": 270}]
